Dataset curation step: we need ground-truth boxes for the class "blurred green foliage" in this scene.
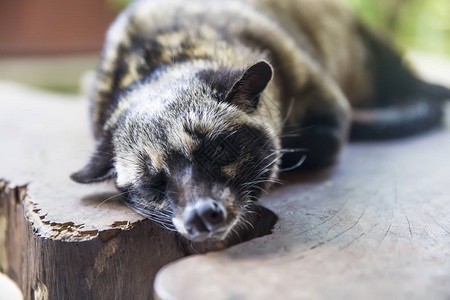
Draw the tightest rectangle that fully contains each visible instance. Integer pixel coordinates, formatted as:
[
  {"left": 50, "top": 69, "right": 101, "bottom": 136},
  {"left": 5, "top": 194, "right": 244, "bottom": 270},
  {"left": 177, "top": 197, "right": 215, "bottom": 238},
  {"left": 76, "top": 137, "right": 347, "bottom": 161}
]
[
  {"left": 346, "top": 0, "right": 450, "bottom": 55},
  {"left": 107, "top": 0, "right": 131, "bottom": 12},
  {"left": 107, "top": 0, "right": 450, "bottom": 55}
]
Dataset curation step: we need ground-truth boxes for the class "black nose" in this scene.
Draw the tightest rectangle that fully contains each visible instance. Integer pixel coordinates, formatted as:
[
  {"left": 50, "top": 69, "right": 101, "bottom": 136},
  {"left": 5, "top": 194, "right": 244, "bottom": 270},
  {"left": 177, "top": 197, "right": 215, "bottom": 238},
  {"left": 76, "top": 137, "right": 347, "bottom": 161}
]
[{"left": 184, "top": 200, "right": 226, "bottom": 235}]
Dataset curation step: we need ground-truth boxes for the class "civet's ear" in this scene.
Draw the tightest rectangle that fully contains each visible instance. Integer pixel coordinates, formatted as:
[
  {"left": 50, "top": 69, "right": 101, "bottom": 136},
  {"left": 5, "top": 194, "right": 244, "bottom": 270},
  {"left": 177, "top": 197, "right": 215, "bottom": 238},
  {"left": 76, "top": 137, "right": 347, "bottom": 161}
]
[
  {"left": 226, "top": 61, "right": 273, "bottom": 113},
  {"left": 70, "top": 136, "right": 115, "bottom": 184}
]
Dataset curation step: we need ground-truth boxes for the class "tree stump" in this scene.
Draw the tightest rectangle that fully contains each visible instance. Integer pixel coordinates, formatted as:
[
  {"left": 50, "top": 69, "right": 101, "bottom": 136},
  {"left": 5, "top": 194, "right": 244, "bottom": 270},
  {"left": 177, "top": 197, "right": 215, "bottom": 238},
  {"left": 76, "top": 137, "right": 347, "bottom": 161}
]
[
  {"left": 0, "top": 82, "right": 277, "bottom": 299},
  {"left": 0, "top": 83, "right": 186, "bottom": 299}
]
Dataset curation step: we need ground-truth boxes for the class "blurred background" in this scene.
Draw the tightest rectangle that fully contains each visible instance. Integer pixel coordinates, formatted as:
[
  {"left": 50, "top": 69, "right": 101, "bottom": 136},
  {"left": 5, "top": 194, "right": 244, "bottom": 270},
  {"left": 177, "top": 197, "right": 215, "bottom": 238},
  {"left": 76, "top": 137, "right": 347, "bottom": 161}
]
[{"left": 0, "top": 0, "right": 449, "bottom": 94}]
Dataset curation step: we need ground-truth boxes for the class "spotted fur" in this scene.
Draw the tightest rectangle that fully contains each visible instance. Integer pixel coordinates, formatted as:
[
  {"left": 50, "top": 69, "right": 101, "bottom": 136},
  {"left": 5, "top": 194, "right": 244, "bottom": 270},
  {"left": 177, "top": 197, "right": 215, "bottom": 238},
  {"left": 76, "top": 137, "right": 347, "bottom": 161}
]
[{"left": 72, "top": 0, "right": 450, "bottom": 242}]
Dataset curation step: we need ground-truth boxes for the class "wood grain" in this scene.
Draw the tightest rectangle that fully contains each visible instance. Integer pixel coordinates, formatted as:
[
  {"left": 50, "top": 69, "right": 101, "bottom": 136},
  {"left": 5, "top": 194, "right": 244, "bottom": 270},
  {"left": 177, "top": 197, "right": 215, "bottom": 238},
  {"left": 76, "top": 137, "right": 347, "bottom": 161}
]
[
  {"left": 155, "top": 107, "right": 450, "bottom": 300},
  {"left": 154, "top": 58, "right": 450, "bottom": 300}
]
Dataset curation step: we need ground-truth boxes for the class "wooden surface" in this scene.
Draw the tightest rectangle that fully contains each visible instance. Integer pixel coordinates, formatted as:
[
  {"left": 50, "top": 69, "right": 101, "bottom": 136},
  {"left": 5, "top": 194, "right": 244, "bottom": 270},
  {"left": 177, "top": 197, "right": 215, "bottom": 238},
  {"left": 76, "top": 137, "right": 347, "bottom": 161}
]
[
  {"left": 0, "top": 83, "right": 145, "bottom": 235},
  {"left": 0, "top": 82, "right": 185, "bottom": 299},
  {"left": 154, "top": 58, "right": 450, "bottom": 299},
  {"left": 155, "top": 125, "right": 450, "bottom": 299},
  {"left": 1, "top": 54, "right": 450, "bottom": 299}
]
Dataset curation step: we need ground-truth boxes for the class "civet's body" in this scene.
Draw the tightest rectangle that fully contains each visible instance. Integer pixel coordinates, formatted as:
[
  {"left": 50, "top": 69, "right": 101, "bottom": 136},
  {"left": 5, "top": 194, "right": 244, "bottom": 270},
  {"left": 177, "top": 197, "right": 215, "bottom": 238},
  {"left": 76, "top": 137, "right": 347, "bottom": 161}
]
[{"left": 72, "top": 0, "right": 449, "bottom": 243}]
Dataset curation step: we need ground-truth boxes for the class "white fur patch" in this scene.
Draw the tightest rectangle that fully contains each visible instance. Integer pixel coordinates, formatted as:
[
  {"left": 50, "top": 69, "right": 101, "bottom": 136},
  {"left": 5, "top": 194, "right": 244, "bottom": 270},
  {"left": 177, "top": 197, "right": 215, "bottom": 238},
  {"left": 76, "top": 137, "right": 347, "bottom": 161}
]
[
  {"left": 115, "top": 157, "right": 140, "bottom": 187},
  {"left": 172, "top": 216, "right": 188, "bottom": 235}
]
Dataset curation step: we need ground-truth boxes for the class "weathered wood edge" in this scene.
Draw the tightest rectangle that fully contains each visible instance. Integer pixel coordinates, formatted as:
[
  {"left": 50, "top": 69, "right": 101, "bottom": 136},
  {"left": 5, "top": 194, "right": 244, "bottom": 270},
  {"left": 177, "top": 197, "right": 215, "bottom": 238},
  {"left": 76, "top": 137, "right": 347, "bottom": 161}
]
[
  {"left": 0, "top": 177, "right": 275, "bottom": 299},
  {"left": 0, "top": 178, "right": 186, "bottom": 299}
]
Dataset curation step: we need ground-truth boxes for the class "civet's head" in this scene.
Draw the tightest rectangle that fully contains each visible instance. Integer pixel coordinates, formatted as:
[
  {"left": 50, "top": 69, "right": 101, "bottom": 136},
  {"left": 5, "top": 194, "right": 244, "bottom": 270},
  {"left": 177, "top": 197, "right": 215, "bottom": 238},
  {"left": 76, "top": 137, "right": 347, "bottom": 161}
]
[{"left": 72, "top": 61, "right": 280, "bottom": 242}]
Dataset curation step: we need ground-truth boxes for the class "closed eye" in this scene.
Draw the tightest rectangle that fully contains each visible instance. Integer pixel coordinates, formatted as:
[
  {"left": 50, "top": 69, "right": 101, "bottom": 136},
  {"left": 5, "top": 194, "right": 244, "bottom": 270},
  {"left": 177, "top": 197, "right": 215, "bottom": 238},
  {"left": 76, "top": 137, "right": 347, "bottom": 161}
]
[{"left": 138, "top": 171, "right": 168, "bottom": 202}]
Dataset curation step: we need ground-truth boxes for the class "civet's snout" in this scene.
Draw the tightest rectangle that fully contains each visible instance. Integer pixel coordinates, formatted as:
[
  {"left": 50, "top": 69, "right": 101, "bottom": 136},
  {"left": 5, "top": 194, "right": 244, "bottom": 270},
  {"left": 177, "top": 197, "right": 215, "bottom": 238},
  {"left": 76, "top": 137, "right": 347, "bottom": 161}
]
[{"left": 181, "top": 199, "right": 227, "bottom": 241}]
